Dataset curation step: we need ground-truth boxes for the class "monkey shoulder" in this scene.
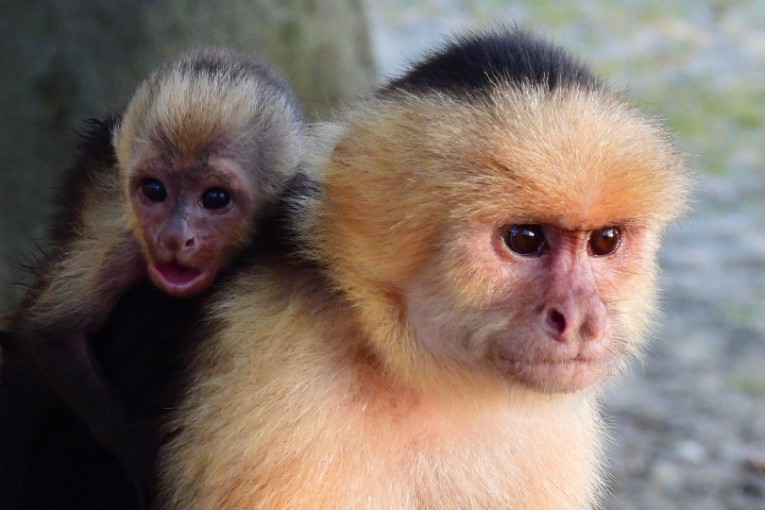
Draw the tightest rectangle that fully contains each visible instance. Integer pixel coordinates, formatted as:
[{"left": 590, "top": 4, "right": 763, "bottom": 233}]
[{"left": 48, "top": 115, "right": 122, "bottom": 250}]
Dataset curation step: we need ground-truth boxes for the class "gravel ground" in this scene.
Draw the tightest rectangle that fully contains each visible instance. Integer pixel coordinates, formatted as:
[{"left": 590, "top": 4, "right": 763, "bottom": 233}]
[{"left": 368, "top": 2, "right": 765, "bottom": 509}]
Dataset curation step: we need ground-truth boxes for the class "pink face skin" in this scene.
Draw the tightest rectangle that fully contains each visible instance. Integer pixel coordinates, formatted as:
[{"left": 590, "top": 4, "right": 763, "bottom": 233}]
[
  {"left": 128, "top": 156, "right": 255, "bottom": 297},
  {"left": 486, "top": 224, "right": 617, "bottom": 392},
  {"left": 407, "top": 221, "right": 646, "bottom": 394}
]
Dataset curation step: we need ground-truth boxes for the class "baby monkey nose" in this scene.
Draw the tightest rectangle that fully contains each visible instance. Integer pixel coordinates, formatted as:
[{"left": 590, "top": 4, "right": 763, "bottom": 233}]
[{"left": 159, "top": 230, "right": 195, "bottom": 254}]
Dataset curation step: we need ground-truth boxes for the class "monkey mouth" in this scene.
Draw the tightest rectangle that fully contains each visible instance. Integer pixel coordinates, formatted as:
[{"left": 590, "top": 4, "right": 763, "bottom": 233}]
[
  {"left": 148, "top": 261, "right": 212, "bottom": 297},
  {"left": 497, "top": 355, "right": 612, "bottom": 394}
]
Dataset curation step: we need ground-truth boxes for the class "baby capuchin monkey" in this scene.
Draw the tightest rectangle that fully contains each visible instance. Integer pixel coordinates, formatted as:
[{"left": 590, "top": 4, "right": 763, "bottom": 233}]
[
  {"left": 156, "top": 28, "right": 692, "bottom": 509},
  {"left": 3, "top": 48, "right": 304, "bottom": 504}
]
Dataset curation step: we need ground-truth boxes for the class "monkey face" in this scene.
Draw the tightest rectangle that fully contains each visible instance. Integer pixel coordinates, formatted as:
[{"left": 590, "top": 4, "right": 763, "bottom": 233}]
[
  {"left": 316, "top": 86, "right": 688, "bottom": 394},
  {"left": 127, "top": 155, "right": 256, "bottom": 297},
  {"left": 405, "top": 217, "right": 659, "bottom": 394},
  {"left": 113, "top": 52, "right": 305, "bottom": 299}
]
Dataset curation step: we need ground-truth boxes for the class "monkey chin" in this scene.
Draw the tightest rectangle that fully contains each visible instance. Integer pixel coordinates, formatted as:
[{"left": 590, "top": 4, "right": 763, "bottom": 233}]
[
  {"left": 148, "top": 261, "right": 215, "bottom": 297},
  {"left": 496, "top": 355, "right": 613, "bottom": 394}
]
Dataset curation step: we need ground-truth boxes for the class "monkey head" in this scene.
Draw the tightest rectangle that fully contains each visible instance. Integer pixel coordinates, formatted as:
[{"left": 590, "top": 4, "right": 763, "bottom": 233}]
[
  {"left": 114, "top": 49, "right": 304, "bottom": 297},
  {"left": 123, "top": 152, "right": 256, "bottom": 297},
  {"left": 309, "top": 42, "right": 690, "bottom": 394}
]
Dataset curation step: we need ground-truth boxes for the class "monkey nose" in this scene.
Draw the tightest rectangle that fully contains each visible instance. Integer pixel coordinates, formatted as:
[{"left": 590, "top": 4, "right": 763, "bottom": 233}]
[
  {"left": 545, "top": 308, "right": 567, "bottom": 336},
  {"left": 579, "top": 300, "right": 607, "bottom": 342},
  {"left": 543, "top": 300, "right": 606, "bottom": 343},
  {"left": 160, "top": 234, "right": 181, "bottom": 252},
  {"left": 160, "top": 232, "right": 195, "bottom": 254}
]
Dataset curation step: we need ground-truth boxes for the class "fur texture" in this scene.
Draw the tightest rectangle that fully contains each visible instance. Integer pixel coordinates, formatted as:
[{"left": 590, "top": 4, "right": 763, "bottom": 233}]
[
  {"left": 1, "top": 48, "right": 305, "bottom": 509},
  {"left": 157, "top": 29, "right": 691, "bottom": 510},
  {"left": 114, "top": 49, "right": 304, "bottom": 244}
]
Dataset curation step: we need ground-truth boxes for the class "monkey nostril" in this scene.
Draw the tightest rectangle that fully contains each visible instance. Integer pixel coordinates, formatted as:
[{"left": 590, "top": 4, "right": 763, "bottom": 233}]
[
  {"left": 184, "top": 238, "right": 195, "bottom": 248},
  {"left": 546, "top": 309, "right": 567, "bottom": 336},
  {"left": 161, "top": 236, "right": 179, "bottom": 252}
]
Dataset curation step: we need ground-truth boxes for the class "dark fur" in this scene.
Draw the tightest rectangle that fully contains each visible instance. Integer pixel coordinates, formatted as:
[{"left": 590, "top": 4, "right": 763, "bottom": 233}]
[
  {"left": 382, "top": 27, "right": 601, "bottom": 98},
  {"left": 52, "top": 116, "right": 121, "bottom": 250},
  {"left": 0, "top": 116, "right": 119, "bottom": 361},
  {"left": 0, "top": 114, "right": 305, "bottom": 508},
  {"left": 1, "top": 285, "right": 207, "bottom": 509}
]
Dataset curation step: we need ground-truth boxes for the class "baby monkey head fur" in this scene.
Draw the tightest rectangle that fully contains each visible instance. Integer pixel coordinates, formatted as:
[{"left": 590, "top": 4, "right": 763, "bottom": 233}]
[
  {"left": 113, "top": 49, "right": 305, "bottom": 296},
  {"left": 307, "top": 28, "right": 692, "bottom": 394}
]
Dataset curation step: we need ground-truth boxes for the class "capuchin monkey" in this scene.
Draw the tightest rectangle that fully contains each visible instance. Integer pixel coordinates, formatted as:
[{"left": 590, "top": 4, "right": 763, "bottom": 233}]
[
  {"left": 0, "top": 48, "right": 304, "bottom": 507},
  {"left": 156, "top": 28, "right": 692, "bottom": 509}
]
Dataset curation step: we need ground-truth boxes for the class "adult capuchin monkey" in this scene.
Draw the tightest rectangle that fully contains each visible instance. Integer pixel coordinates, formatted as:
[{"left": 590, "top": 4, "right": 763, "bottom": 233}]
[
  {"left": 155, "top": 27, "right": 692, "bottom": 510},
  {"left": 0, "top": 48, "right": 305, "bottom": 508}
]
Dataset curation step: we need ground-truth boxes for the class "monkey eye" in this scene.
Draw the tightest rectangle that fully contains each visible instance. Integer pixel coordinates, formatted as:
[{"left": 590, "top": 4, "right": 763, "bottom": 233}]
[
  {"left": 589, "top": 227, "right": 621, "bottom": 256},
  {"left": 141, "top": 179, "right": 167, "bottom": 202},
  {"left": 504, "top": 224, "right": 547, "bottom": 256},
  {"left": 201, "top": 188, "right": 231, "bottom": 210}
]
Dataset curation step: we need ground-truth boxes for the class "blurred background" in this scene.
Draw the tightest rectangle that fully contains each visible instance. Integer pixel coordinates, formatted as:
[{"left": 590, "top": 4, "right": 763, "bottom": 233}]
[{"left": 1, "top": 1, "right": 763, "bottom": 508}]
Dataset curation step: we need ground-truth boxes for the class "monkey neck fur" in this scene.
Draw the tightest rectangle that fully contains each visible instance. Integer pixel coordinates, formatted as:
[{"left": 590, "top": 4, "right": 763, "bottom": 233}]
[{"left": 162, "top": 262, "right": 605, "bottom": 509}]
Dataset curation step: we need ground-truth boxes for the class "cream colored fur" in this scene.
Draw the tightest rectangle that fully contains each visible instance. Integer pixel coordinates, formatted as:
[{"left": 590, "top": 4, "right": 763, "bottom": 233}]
[
  {"left": 157, "top": 81, "right": 691, "bottom": 509},
  {"left": 160, "top": 265, "right": 605, "bottom": 510}
]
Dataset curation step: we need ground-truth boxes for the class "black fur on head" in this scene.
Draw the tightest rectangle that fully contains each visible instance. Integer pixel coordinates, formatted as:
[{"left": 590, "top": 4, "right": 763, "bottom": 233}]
[{"left": 382, "top": 26, "right": 601, "bottom": 98}]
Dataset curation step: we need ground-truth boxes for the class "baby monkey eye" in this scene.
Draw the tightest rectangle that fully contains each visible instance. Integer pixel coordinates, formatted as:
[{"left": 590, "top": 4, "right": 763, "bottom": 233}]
[
  {"left": 504, "top": 224, "right": 547, "bottom": 256},
  {"left": 201, "top": 188, "right": 231, "bottom": 210},
  {"left": 589, "top": 227, "right": 621, "bottom": 256},
  {"left": 141, "top": 179, "right": 167, "bottom": 202}
]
